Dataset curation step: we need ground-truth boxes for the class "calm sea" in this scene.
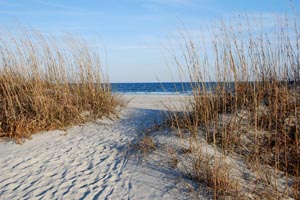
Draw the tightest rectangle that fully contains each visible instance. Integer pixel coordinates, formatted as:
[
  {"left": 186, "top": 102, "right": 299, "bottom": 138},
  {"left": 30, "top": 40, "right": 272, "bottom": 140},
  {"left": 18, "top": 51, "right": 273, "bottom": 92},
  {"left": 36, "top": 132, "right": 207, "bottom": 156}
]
[
  {"left": 110, "top": 82, "right": 192, "bottom": 95},
  {"left": 110, "top": 82, "right": 221, "bottom": 95},
  {"left": 110, "top": 82, "right": 260, "bottom": 95}
]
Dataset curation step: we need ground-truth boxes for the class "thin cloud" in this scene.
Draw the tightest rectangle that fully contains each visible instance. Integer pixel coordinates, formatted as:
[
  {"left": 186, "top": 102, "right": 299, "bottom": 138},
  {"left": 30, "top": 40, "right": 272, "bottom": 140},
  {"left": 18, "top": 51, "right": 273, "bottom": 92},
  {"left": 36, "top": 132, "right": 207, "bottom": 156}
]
[
  {"left": 139, "top": 0, "right": 223, "bottom": 16},
  {"left": 0, "top": 0, "right": 102, "bottom": 16},
  {"left": 140, "top": 0, "right": 193, "bottom": 8},
  {"left": 147, "top": 0, "right": 190, "bottom": 5},
  {"left": 33, "top": 0, "right": 83, "bottom": 11},
  {"left": 112, "top": 44, "right": 159, "bottom": 50},
  {"left": 0, "top": 0, "right": 21, "bottom": 7},
  {"left": 0, "top": 10, "right": 103, "bottom": 16}
]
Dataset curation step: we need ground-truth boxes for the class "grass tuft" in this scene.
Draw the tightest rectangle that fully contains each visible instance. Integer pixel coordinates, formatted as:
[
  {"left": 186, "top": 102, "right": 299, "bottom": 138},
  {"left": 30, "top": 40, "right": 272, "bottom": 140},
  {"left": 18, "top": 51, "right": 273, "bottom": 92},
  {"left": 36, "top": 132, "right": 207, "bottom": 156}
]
[
  {"left": 168, "top": 14, "right": 300, "bottom": 199},
  {"left": 0, "top": 29, "right": 120, "bottom": 143}
]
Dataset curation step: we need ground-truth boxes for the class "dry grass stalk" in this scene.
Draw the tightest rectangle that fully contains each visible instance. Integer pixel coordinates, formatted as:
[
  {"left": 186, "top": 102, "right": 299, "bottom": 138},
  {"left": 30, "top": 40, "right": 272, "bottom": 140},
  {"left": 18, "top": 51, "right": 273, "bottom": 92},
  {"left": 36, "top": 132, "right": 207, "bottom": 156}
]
[
  {"left": 192, "top": 153, "right": 241, "bottom": 199},
  {"left": 0, "top": 29, "right": 120, "bottom": 142},
  {"left": 168, "top": 14, "right": 300, "bottom": 199}
]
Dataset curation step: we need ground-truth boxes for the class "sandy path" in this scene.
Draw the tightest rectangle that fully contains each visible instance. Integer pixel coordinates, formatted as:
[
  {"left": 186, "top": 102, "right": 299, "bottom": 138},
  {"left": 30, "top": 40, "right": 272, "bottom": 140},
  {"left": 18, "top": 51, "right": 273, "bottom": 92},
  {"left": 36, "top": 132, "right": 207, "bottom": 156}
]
[{"left": 0, "top": 95, "right": 188, "bottom": 200}]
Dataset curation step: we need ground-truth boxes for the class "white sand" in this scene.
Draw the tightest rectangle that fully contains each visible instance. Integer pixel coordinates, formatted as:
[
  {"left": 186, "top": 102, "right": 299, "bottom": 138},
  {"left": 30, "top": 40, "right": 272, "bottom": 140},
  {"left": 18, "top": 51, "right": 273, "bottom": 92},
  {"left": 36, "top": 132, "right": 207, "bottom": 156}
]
[
  {"left": 0, "top": 94, "right": 294, "bottom": 199},
  {"left": 0, "top": 94, "right": 191, "bottom": 200},
  {"left": 123, "top": 94, "right": 191, "bottom": 111}
]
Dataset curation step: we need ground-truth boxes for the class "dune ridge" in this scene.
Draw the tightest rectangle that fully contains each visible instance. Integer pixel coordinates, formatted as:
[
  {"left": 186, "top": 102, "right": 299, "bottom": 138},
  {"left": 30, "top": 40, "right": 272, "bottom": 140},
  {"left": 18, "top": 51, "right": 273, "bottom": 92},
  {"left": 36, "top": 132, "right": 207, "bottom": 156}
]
[{"left": 0, "top": 95, "right": 188, "bottom": 200}]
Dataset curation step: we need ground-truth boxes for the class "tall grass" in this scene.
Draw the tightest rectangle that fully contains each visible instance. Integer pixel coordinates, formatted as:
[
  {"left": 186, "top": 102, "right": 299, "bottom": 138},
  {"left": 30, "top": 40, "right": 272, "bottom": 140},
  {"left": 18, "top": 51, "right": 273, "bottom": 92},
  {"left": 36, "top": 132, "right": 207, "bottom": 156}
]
[
  {"left": 170, "top": 15, "right": 300, "bottom": 199},
  {"left": 0, "top": 29, "right": 119, "bottom": 142}
]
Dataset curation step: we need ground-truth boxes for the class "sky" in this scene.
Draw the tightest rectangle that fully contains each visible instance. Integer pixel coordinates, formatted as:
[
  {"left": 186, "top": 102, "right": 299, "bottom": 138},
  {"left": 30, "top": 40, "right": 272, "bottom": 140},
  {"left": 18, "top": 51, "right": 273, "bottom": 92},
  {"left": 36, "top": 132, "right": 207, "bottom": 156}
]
[{"left": 0, "top": 0, "right": 299, "bottom": 82}]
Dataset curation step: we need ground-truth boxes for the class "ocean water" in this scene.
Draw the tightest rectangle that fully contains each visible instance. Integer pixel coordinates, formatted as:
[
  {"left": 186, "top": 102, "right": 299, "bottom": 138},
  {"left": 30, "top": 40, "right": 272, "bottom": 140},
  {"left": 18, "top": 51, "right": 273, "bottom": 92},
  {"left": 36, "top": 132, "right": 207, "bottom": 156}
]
[
  {"left": 110, "top": 82, "right": 194, "bottom": 95},
  {"left": 110, "top": 82, "right": 236, "bottom": 95}
]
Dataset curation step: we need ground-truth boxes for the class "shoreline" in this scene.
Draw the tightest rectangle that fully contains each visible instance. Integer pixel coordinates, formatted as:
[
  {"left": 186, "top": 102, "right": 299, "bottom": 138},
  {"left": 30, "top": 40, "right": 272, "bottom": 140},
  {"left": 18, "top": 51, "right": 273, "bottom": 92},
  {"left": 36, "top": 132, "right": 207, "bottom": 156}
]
[
  {"left": 113, "top": 92, "right": 193, "bottom": 96},
  {"left": 122, "top": 94, "right": 192, "bottom": 111}
]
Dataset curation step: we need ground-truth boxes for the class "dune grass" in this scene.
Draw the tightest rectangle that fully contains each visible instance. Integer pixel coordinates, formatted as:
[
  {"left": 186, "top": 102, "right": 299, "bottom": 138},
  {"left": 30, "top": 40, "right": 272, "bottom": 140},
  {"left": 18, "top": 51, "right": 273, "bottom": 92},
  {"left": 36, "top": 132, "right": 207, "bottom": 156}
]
[
  {"left": 0, "top": 29, "right": 120, "bottom": 143},
  {"left": 168, "top": 15, "right": 300, "bottom": 199}
]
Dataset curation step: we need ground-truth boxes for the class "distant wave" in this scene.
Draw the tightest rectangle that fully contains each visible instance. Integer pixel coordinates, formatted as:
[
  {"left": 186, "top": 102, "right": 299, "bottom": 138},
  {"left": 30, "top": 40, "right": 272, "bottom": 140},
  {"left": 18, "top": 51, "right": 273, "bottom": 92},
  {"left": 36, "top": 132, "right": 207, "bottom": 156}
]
[
  {"left": 110, "top": 82, "right": 195, "bottom": 95},
  {"left": 110, "top": 82, "right": 235, "bottom": 95},
  {"left": 114, "top": 91, "right": 193, "bottom": 96}
]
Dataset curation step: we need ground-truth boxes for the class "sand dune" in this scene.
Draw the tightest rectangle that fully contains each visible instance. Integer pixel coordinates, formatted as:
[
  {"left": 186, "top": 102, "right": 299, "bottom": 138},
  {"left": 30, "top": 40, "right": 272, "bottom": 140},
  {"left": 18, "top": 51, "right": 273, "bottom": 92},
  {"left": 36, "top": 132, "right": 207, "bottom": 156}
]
[{"left": 0, "top": 95, "right": 189, "bottom": 200}]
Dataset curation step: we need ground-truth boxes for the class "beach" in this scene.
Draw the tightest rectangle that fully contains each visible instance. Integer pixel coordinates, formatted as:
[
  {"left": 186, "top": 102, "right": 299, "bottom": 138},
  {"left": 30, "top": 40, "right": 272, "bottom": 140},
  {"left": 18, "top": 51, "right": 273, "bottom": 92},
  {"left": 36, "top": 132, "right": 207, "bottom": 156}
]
[
  {"left": 1, "top": 94, "right": 298, "bottom": 199},
  {"left": 1, "top": 1, "right": 300, "bottom": 199},
  {"left": 0, "top": 94, "right": 191, "bottom": 200}
]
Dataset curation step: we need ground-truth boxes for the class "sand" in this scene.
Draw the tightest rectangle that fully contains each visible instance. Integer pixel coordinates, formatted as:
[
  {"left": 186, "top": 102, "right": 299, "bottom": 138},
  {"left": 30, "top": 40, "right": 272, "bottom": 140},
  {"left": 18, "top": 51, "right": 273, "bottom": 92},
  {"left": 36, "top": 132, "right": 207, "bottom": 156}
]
[
  {"left": 0, "top": 94, "right": 295, "bottom": 199},
  {"left": 124, "top": 94, "right": 191, "bottom": 111},
  {"left": 0, "top": 94, "right": 191, "bottom": 200}
]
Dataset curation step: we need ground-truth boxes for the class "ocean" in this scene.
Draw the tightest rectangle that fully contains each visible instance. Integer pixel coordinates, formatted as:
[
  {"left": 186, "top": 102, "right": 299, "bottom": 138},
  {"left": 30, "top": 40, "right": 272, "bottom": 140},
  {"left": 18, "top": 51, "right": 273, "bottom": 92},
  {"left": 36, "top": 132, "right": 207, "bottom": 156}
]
[
  {"left": 110, "top": 82, "right": 194, "bottom": 95},
  {"left": 110, "top": 82, "right": 229, "bottom": 95}
]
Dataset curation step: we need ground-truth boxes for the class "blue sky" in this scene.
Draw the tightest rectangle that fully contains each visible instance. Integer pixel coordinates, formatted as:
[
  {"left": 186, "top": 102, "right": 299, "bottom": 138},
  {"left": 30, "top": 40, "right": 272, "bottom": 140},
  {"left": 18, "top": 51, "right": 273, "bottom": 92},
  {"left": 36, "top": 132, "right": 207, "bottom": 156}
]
[{"left": 0, "top": 0, "right": 299, "bottom": 82}]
